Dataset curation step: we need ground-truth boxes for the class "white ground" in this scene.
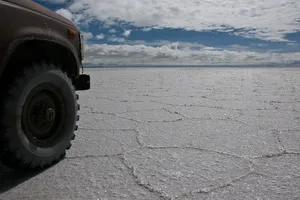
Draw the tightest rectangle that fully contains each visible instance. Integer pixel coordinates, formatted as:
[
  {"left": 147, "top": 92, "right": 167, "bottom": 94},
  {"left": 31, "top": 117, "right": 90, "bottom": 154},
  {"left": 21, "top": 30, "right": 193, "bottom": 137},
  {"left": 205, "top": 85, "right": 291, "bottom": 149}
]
[{"left": 1, "top": 67, "right": 300, "bottom": 200}]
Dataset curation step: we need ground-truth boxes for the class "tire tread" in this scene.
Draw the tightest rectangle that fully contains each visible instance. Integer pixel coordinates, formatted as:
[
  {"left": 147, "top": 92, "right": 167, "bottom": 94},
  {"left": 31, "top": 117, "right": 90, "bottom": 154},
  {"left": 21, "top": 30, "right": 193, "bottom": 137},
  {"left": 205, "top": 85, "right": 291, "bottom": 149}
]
[{"left": 0, "top": 61, "right": 79, "bottom": 170}]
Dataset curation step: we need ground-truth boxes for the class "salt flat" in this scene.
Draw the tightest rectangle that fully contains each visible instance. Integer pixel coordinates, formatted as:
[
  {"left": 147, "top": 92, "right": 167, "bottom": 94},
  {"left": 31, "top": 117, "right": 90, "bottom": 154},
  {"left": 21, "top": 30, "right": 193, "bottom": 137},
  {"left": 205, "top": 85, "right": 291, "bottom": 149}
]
[{"left": 1, "top": 67, "right": 300, "bottom": 200}]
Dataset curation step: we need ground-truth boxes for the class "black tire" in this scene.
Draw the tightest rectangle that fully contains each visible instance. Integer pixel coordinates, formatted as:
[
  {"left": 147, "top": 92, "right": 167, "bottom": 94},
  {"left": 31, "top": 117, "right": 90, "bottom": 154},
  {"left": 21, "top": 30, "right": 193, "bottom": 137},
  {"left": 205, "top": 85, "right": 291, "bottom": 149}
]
[{"left": 0, "top": 62, "right": 79, "bottom": 170}]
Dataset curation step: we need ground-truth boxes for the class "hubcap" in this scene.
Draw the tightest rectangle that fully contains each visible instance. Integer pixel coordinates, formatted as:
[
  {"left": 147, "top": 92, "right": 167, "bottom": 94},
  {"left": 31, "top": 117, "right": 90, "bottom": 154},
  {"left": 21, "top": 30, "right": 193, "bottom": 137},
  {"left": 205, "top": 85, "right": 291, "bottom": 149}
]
[
  {"left": 22, "top": 84, "right": 65, "bottom": 147},
  {"left": 45, "top": 108, "right": 56, "bottom": 122}
]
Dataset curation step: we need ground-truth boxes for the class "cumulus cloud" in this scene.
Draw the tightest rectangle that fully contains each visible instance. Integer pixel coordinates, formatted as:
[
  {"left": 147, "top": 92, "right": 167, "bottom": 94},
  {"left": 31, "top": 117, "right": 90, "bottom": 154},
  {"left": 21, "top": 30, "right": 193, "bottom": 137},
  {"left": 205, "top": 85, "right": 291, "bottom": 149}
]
[
  {"left": 287, "top": 42, "right": 298, "bottom": 46},
  {"left": 66, "top": 0, "right": 300, "bottom": 42},
  {"left": 142, "top": 27, "right": 152, "bottom": 32},
  {"left": 228, "top": 44, "right": 250, "bottom": 51},
  {"left": 126, "top": 40, "right": 207, "bottom": 50},
  {"left": 83, "top": 43, "right": 300, "bottom": 66},
  {"left": 81, "top": 31, "right": 94, "bottom": 41},
  {"left": 56, "top": 8, "right": 73, "bottom": 21},
  {"left": 109, "top": 29, "right": 117, "bottom": 33},
  {"left": 123, "top": 29, "right": 131, "bottom": 37},
  {"left": 96, "top": 34, "right": 105, "bottom": 40},
  {"left": 108, "top": 36, "right": 126, "bottom": 43}
]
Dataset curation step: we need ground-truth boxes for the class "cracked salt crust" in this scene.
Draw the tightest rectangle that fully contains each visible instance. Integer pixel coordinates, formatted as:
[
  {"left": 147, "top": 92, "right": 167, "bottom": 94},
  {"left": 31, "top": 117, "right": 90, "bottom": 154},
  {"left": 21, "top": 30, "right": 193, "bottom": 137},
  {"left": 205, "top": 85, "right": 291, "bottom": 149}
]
[{"left": 1, "top": 68, "right": 300, "bottom": 200}]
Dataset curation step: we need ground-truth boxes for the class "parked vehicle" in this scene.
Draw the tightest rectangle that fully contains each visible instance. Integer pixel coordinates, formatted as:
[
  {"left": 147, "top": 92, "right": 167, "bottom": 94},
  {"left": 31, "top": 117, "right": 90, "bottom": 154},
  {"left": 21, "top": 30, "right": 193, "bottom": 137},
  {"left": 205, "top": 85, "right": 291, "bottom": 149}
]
[{"left": 0, "top": 0, "right": 90, "bottom": 170}]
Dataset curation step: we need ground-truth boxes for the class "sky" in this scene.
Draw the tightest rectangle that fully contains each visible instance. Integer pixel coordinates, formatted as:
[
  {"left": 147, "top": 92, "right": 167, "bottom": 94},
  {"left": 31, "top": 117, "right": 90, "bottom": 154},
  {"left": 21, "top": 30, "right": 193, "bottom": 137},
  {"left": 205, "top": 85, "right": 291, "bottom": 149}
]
[{"left": 35, "top": 0, "right": 300, "bottom": 66}]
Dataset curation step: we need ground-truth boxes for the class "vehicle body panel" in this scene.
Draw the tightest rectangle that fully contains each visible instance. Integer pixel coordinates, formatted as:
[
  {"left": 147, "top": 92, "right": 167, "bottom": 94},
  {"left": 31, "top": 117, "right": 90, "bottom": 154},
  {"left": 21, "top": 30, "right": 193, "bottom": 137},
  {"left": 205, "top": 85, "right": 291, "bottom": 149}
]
[
  {"left": 5, "top": 0, "right": 75, "bottom": 27},
  {"left": 0, "top": 0, "right": 82, "bottom": 78}
]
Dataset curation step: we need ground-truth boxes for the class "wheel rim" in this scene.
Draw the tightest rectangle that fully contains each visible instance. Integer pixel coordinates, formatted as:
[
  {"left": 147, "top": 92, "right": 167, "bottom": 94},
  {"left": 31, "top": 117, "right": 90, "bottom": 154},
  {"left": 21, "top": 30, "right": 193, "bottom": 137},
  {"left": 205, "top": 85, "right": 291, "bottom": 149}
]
[{"left": 22, "top": 83, "right": 66, "bottom": 147}]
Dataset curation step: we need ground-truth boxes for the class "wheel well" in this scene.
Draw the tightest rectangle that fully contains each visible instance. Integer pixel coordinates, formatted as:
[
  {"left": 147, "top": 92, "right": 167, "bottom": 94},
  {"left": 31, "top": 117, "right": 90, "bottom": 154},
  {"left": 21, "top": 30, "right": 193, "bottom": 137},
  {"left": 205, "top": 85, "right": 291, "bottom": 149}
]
[{"left": 2, "top": 40, "right": 78, "bottom": 84}]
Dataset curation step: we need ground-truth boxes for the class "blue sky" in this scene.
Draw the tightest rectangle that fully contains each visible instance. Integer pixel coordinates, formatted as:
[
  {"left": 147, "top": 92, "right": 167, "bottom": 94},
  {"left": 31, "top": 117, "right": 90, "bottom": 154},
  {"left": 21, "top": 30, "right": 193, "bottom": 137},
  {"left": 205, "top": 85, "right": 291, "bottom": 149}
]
[{"left": 35, "top": 0, "right": 300, "bottom": 66}]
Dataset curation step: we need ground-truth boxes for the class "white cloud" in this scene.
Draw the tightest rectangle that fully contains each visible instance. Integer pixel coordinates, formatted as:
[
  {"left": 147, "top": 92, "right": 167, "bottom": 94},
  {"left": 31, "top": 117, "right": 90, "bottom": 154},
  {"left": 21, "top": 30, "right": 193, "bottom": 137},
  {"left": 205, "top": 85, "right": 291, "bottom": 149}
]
[
  {"left": 255, "top": 44, "right": 268, "bottom": 47},
  {"left": 56, "top": 8, "right": 73, "bottom": 21},
  {"left": 109, "top": 29, "right": 116, "bottom": 33},
  {"left": 81, "top": 31, "right": 93, "bottom": 41},
  {"left": 123, "top": 29, "right": 131, "bottom": 37},
  {"left": 108, "top": 36, "right": 126, "bottom": 43},
  {"left": 142, "top": 27, "right": 152, "bottom": 32},
  {"left": 83, "top": 43, "right": 300, "bottom": 66},
  {"left": 228, "top": 44, "right": 250, "bottom": 51},
  {"left": 287, "top": 42, "right": 298, "bottom": 46},
  {"left": 126, "top": 40, "right": 207, "bottom": 50},
  {"left": 67, "top": 0, "right": 300, "bottom": 42},
  {"left": 96, "top": 34, "right": 105, "bottom": 40}
]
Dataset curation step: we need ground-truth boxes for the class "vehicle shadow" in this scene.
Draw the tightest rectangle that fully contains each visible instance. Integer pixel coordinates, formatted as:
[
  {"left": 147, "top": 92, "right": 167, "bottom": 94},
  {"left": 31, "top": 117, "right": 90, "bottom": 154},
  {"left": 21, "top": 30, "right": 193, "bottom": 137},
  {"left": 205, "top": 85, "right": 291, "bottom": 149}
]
[{"left": 0, "top": 163, "right": 44, "bottom": 194}]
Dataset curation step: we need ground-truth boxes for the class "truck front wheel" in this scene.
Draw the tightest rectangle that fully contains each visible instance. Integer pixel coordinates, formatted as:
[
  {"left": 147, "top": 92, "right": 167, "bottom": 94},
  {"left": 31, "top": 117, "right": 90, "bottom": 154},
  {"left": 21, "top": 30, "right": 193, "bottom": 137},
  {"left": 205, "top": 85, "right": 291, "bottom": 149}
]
[{"left": 0, "top": 62, "right": 79, "bottom": 170}]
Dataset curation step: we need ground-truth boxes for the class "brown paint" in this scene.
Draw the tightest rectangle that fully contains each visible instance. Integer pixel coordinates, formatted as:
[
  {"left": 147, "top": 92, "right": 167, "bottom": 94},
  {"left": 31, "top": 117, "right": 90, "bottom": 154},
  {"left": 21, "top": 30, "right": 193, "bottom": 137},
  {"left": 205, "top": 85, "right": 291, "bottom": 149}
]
[{"left": 0, "top": 0, "right": 82, "bottom": 78}]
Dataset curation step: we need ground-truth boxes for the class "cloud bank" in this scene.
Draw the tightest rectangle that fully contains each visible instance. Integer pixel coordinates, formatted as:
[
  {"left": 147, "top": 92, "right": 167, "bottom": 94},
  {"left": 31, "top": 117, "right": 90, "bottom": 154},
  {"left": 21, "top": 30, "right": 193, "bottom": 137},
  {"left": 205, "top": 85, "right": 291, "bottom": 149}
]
[
  {"left": 84, "top": 43, "right": 300, "bottom": 66},
  {"left": 67, "top": 0, "right": 300, "bottom": 42},
  {"left": 53, "top": 0, "right": 300, "bottom": 66}
]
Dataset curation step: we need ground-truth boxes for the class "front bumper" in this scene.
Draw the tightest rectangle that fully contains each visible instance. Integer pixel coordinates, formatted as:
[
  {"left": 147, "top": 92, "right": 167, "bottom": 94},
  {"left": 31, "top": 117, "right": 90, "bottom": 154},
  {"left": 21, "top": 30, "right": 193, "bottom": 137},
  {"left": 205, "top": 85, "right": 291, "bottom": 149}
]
[{"left": 73, "top": 74, "right": 90, "bottom": 90}]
